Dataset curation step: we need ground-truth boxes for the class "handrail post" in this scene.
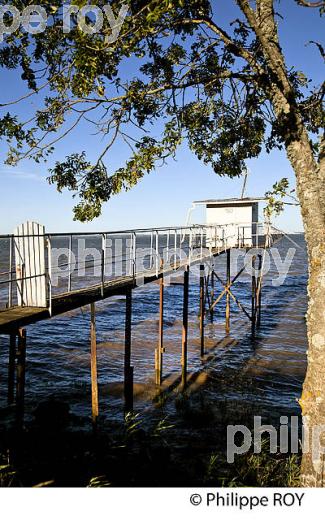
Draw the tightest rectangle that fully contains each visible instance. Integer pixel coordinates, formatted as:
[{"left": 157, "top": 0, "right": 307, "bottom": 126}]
[
  {"left": 179, "top": 229, "right": 182, "bottom": 265},
  {"left": 68, "top": 234, "right": 72, "bottom": 293},
  {"left": 166, "top": 229, "right": 170, "bottom": 266},
  {"left": 101, "top": 233, "right": 106, "bottom": 297},
  {"left": 150, "top": 231, "right": 153, "bottom": 270},
  {"left": 174, "top": 229, "right": 177, "bottom": 269},
  {"left": 21, "top": 263, "right": 25, "bottom": 307},
  {"left": 155, "top": 230, "right": 159, "bottom": 277},
  {"left": 47, "top": 237, "right": 52, "bottom": 316},
  {"left": 133, "top": 232, "right": 136, "bottom": 280},
  {"left": 8, "top": 236, "right": 13, "bottom": 308},
  {"left": 127, "top": 233, "right": 133, "bottom": 276}
]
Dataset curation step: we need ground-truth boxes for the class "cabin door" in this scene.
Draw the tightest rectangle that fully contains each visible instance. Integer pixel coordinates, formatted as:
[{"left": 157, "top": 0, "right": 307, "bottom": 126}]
[{"left": 14, "top": 222, "right": 47, "bottom": 307}]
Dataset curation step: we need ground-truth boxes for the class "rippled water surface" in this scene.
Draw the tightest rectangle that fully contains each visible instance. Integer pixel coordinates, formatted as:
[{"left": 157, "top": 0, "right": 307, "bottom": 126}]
[{"left": 0, "top": 234, "right": 308, "bottom": 426}]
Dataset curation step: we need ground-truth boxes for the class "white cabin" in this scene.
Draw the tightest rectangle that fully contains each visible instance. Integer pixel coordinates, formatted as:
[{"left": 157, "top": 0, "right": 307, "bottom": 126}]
[{"left": 193, "top": 197, "right": 264, "bottom": 248}]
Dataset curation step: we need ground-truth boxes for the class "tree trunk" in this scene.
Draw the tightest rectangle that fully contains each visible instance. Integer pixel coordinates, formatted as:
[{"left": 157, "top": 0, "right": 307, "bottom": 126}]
[
  {"left": 239, "top": 0, "right": 325, "bottom": 485},
  {"left": 284, "top": 127, "right": 325, "bottom": 486},
  {"left": 300, "top": 256, "right": 325, "bottom": 486}
]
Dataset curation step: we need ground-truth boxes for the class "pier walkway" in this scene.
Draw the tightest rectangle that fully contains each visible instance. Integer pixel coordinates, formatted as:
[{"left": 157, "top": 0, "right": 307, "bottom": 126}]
[
  {"left": 0, "top": 221, "right": 277, "bottom": 333},
  {"left": 0, "top": 220, "right": 282, "bottom": 420}
]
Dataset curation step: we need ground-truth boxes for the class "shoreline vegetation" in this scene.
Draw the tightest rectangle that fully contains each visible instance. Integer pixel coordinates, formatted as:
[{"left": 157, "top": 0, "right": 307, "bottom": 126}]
[{"left": 0, "top": 389, "right": 301, "bottom": 487}]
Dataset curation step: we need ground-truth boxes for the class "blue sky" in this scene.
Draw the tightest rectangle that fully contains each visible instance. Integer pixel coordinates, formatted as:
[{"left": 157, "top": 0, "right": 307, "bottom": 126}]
[{"left": 0, "top": 1, "right": 324, "bottom": 234}]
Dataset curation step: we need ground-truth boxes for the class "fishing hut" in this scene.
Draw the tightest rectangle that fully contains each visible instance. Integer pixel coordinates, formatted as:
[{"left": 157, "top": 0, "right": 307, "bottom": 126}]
[
  {"left": 189, "top": 197, "right": 265, "bottom": 248},
  {"left": 0, "top": 196, "right": 282, "bottom": 425}
]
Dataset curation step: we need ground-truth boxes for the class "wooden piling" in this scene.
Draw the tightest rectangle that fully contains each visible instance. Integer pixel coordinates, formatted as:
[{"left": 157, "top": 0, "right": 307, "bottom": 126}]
[
  {"left": 124, "top": 288, "right": 133, "bottom": 411},
  {"left": 210, "top": 267, "right": 214, "bottom": 322},
  {"left": 256, "top": 254, "right": 262, "bottom": 327},
  {"left": 155, "top": 271, "right": 164, "bottom": 385},
  {"left": 16, "top": 328, "right": 26, "bottom": 423},
  {"left": 8, "top": 333, "right": 16, "bottom": 405},
  {"left": 90, "top": 302, "right": 99, "bottom": 426},
  {"left": 251, "top": 256, "right": 257, "bottom": 335},
  {"left": 199, "top": 264, "right": 205, "bottom": 358},
  {"left": 181, "top": 266, "right": 189, "bottom": 390},
  {"left": 225, "top": 249, "right": 231, "bottom": 333}
]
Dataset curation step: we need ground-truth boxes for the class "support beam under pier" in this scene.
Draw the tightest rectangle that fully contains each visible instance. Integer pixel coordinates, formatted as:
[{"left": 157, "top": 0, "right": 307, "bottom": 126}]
[
  {"left": 16, "top": 328, "right": 26, "bottom": 424},
  {"left": 8, "top": 333, "right": 16, "bottom": 405},
  {"left": 155, "top": 270, "right": 164, "bottom": 386},
  {"left": 124, "top": 288, "right": 134, "bottom": 412},
  {"left": 181, "top": 266, "right": 189, "bottom": 391},
  {"left": 225, "top": 249, "right": 231, "bottom": 334},
  {"left": 199, "top": 264, "right": 205, "bottom": 358},
  {"left": 90, "top": 302, "right": 99, "bottom": 426}
]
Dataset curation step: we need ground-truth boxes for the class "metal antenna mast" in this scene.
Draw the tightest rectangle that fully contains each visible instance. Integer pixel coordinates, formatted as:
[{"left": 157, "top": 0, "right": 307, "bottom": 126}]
[{"left": 240, "top": 166, "right": 250, "bottom": 199}]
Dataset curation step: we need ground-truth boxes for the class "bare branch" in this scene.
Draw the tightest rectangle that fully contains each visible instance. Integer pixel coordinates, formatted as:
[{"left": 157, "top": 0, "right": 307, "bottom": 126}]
[
  {"left": 0, "top": 65, "right": 71, "bottom": 107},
  {"left": 295, "top": 0, "right": 325, "bottom": 7},
  {"left": 307, "top": 40, "right": 325, "bottom": 60},
  {"left": 174, "top": 17, "right": 267, "bottom": 77}
]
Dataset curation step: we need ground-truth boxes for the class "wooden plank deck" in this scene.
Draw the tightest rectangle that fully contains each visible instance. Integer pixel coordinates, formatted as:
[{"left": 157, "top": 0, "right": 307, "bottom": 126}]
[
  {"left": 0, "top": 307, "right": 49, "bottom": 333},
  {"left": 0, "top": 233, "right": 283, "bottom": 335},
  {"left": 0, "top": 250, "right": 224, "bottom": 334}
]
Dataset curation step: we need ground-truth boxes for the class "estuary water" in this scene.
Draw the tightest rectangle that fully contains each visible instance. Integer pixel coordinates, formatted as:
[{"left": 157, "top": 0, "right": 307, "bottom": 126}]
[{"left": 0, "top": 234, "right": 308, "bottom": 427}]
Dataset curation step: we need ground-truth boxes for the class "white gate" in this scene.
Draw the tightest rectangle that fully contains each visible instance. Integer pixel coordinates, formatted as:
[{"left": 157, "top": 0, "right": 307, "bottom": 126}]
[{"left": 14, "top": 222, "right": 47, "bottom": 307}]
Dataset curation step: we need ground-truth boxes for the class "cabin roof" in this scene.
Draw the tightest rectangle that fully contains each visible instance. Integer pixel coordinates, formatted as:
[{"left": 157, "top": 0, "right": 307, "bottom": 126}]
[{"left": 193, "top": 197, "right": 265, "bottom": 205}]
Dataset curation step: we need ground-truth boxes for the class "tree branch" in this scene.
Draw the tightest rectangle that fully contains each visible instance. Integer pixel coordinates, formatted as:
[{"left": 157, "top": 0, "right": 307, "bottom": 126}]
[
  {"left": 174, "top": 17, "right": 267, "bottom": 77},
  {"left": 295, "top": 0, "right": 325, "bottom": 7},
  {"left": 308, "top": 40, "right": 325, "bottom": 60}
]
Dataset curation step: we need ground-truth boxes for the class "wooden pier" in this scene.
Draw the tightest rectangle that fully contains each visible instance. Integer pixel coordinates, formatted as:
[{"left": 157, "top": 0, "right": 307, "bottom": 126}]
[
  {"left": 0, "top": 250, "right": 221, "bottom": 332},
  {"left": 0, "top": 219, "right": 282, "bottom": 424}
]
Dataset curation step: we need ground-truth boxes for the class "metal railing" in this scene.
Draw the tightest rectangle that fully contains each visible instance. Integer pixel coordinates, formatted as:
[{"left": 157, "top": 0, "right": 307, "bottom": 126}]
[{"left": 0, "top": 221, "right": 278, "bottom": 311}]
